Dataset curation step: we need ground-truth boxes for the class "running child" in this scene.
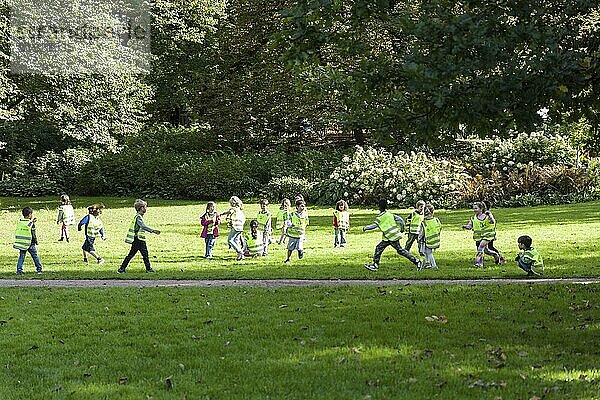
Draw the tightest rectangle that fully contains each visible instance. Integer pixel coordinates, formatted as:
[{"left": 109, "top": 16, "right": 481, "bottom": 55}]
[
  {"left": 461, "top": 201, "right": 503, "bottom": 268},
  {"left": 14, "top": 206, "right": 43, "bottom": 275},
  {"left": 118, "top": 199, "right": 161, "bottom": 273},
  {"left": 333, "top": 199, "right": 349, "bottom": 247},
  {"left": 405, "top": 200, "right": 425, "bottom": 251},
  {"left": 200, "top": 201, "right": 220, "bottom": 259},
  {"left": 284, "top": 199, "right": 309, "bottom": 263},
  {"left": 220, "top": 196, "right": 246, "bottom": 261},
  {"left": 78, "top": 203, "right": 106, "bottom": 265},
  {"left": 515, "top": 235, "right": 544, "bottom": 276},
  {"left": 363, "top": 199, "right": 422, "bottom": 271},
  {"left": 57, "top": 194, "right": 75, "bottom": 242},
  {"left": 256, "top": 198, "right": 272, "bottom": 256},
  {"left": 417, "top": 203, "right": 441, "bottom": 269}
]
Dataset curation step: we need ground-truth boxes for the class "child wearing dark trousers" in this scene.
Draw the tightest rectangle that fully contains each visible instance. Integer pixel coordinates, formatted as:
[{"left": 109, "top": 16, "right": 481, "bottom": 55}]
[
  {"left": 363, "top": 199, "right": 423, "bottom": 271},
  {"left": 118, "top": 199, "right": 161, "bottom": 273}
]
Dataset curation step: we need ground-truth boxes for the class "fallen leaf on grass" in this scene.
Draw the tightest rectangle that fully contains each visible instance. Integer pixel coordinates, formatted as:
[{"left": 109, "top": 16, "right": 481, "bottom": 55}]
[
  {"left": 425, "top": 315, "right": 448, "bottom": 323},
  {"left": 517, "top": 351, "right": 528, "bottom": 357},
  {"left": 279, "top": 304, "right": 288, "bottom": 308},
  {"left": 165, "top": 377, "right": 173, "bottom": 390},
  {"left": 119, "top": 377, "right": 128, "bottom": 385},
  {"left": 529, "top": 396, "right": 541, "bottom": 400}
]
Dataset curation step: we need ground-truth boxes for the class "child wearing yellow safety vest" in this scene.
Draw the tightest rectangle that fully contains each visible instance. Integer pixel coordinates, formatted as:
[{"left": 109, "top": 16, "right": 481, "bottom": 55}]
[
  {"left": 461, "top": 201, "right": 504, "bottom": 268},
  {"left": 515, "top": 235, "right": 544, "bottom": 276},
  {"left": 243, "top": 220, "right": 264, "bottom": 258},
  {"left": 57, "top": 194, "right": 75, "bottom": 242},
  {"left": 405, "top": 200, "right": 425, "bottom": 252},
  {"left": 275, "top": 198, "right": 291, "bottom": 245},
  {"left": 200, "top": 201, "right": 220, "bottom": 259},
  {"left": 284, "top": 200, "right": 309, "bottom": 263},
  {"left": 363, "top": 199, "right": 423, "bottom": 271},
  {"left": 220, "top": 196, "right": 246, "bottom": 261},
  {"left": 77, "top": 204, "right": 106, "bottom": 265},
  {"left": 14, "top": 206, "right": 43, "bottom": 275},
  {"left": 333, "top": 199, "right": 350, "bottom": 247},
  {"left": 118, "top": 199, "right": 161, "bottom": 273},
  {"left": 417, "top": 204, "right": 441, "bottom": 269},
  {"left": 256, "top": 198, "right": 272, "bottom": 256}
]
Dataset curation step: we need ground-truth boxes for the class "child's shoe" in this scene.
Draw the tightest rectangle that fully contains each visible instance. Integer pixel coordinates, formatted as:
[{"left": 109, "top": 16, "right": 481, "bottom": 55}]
[
  {"left": 117, "top": 268, "right": 126, "bottom": 274},
  {"left": 364, "top": 263, "right": 379, "bottom": 271},
  {"left": 83, "top": 258, "right": 89, "bottom": 264},
  {"left": 473, "top": 263, "right": 483, "bottom": 268},
  {"left": 284, "top": 259, "right": 290, "bottom": 264},
  {"left": 97, "top": 258, "right": 105, "bottom": 265},
  {"left": 236, "top": 253, "right": 245, "bottom": 261},
  {"left": 58, "top": 237, "right": 64, "bottom": 242},
  {"left": 298, "top": 250, "right": 304, "bottom": 259},
  {"left": 146, "top": 268, "right": 155, "bottom": 273},
  {"left": 416, "top": 259, "right": 424, "bottom": 271}
]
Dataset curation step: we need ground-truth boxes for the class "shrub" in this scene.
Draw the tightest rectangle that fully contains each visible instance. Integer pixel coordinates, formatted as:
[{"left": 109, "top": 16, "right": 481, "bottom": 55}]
[
  {"left": 263, "top": 176, "right": 317, "bottom": 203},
  {"left": 316, "top": 146, "right": 468, "bottom": 208}
]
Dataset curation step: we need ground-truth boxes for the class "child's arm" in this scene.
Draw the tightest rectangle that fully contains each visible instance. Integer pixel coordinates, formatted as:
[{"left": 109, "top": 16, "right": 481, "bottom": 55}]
[
  {"left": 363, "top": 222, "right": 378, "bottom": 232},
  {"left": 486, "top": 211, "right": 496, "bottom": 224},
  {"left": 100, "top": 226, "right": 106, "bottom": 239},
  {"left": 77, "top": 215, "right": 89, "bottom": 231},
  {"left": 462, "top": 219, "right": 473, "bottom": 230},
  {"left": 333, "top": 214, "right": 338, "bottom": 228},
  {"left": 57, "top": 208, "right": 64, "bottom": 224},
  {"left": 393, "top": 214, "right": 406, "bottom": 232},
  {"left": 200, "top": 214, "right": 212, "bottom": 226}
]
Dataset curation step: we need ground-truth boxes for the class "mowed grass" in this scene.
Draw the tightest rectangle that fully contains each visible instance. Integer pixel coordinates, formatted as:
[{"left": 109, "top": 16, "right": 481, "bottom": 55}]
[
  {"left": 0, "top": 197, "right": 599, "bottom": 279},
  {"left": 0, "top": 284, "right": 598, "bottom": 399}
]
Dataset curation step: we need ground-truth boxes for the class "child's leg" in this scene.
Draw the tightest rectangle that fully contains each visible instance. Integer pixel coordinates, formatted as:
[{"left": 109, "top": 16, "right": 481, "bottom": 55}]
[
  {"left": 28, "top": 245, "right": 43, "bottom": 272},
  {"left": 228, "top": 230, "right": 243, "bottom": 254},
  {"left": 119, "top": 241, "right": 140, "bottom": 272},
  {"left": 279, "top": 228, "right": 287, "bottom": 244},
  {"left": 82, "top": 250, "right": 89, "bottom": 262},
  {"left": 285, "top": 249, "right": 292, "bottom": 262},
  {"left": 487, "top": 240, "right": 504, "bottom": 263},
  {"left": 405, "top": 233, "right": 417, "bottom": 251},
  {"left": 334, "top": 228, "right": 340, "bottom": 247},
  {"left": 262, "top": 231, "right": 270, "bottom": 256},
  {"left": 16, "top": 249, "right": 27, "bottom": 274},
  {"left": 425, "top": 247, "right": 437, "bottom": 268},
  {"left": 138, "top": 240, "right": 153, "bottom": 271},
  {"left": 340, "top": 229, "right": 347, "bottom": 247},
  {"left": 390, "top": 240, "right": 419, "bottom": 265},
  {"left": 474, "top": 240, "right": 489, "bottom": 266},
  {"left": 372, "top": 241, "right": 390, "bottom": 266},
  {"left": 88, "top": 250, "right": 102, "bottom": 261}
]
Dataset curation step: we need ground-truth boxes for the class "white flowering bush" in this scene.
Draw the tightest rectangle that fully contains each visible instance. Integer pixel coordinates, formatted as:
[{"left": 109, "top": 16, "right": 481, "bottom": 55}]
[
  {"left": 315, "top": 146, "right": 468, "bottom": 208},
  {"left": 469, "top": 131, "right": 577, "bottom": 175}
]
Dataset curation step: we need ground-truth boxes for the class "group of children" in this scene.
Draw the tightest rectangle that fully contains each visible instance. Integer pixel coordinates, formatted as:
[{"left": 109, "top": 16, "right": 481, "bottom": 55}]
[{"left": 13, "top": 195, "right": 544, "bottom": 277}]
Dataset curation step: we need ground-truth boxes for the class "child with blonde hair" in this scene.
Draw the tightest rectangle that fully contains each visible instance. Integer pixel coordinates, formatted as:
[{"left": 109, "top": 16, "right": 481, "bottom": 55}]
[
  {"left": 333, "top": 199, "right": 350, "bottom": 247},
  {"left": 200, "top": 201, "right": 220, "bottom": 259},
  {"left": 118, "top": 199, "right": 161, "bottom": 273},
  {"left": 284, "top": 199, "right": 309, "bottom": 263},
  {"left": 57, "top": 194, "right": 75, "bottom": 242},
  {"left": 220, "top": 196, "right": 246, "bottom": 261},
  {"left": 417, "top": 203, "right": 441, "bottom": 269}
]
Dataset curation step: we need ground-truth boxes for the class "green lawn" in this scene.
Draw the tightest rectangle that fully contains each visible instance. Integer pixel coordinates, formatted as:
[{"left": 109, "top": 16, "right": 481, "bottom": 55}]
[
  {"left": 0, "top": 284, "right": 598, "bottom": 399},
  {"left": 1, "top": 197, "right": 599, "bottom": 279}
]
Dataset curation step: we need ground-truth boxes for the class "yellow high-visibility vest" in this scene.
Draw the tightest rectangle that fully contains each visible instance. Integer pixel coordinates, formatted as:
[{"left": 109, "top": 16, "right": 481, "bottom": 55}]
[
  {"left": 375, "top": 211, "right": 402, "bottom": 242},
  {"left": 422, "top": 217, "right": 441, "bottom": 249},
  {"left": 14, "top": 219, "right": 32, "bottom": 250}
]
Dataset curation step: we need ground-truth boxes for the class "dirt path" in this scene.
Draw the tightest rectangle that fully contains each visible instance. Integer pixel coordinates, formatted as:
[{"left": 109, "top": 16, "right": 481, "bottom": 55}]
[{"left": 0, "top": 277, "right": 599, "bottom": 288}]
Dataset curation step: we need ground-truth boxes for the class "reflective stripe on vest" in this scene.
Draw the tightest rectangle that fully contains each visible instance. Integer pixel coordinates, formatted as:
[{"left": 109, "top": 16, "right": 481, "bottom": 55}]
[
  {"left": 409, "top": 211, "right": 423, "bottom": 234},
  {"left": 256, "top": 211, "right": 271, "bottom": 231},
  {"left": 375, "top": 211, "right": 402, "bottom": 242},
  {"left": 287, "top": 212, "right": 308, "bottom": 238},
  {"left": 334, "top": 210, "right": 349, "bottom": 230},
  {"left": 86, "top": 215, "right": 103, "bottom": 238},
  {"left": 423, "top": 217, "right": 441, "bottom": 249},
  {"left": 231, "top": 208, "right": 245, "bottom": 232},
  {"left": 125, "top": 214, "right": 146, "bottom": 244},
  {"left": 14, "top": 219, "right": 32, "bottom": 250},
  {"left": 471, "top": 215, "right": 496, "bottom": 241},
  {"left": 523, "top": 248, "right": 544, "bottom": 267},
  {"left": 245, "top": 234, "right": 264, "bottom": 255}
]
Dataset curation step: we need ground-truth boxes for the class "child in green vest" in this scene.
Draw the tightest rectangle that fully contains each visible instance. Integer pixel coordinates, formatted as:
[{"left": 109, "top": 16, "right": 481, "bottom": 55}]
[
  {"left": 256, "top": 198, "right": 272, "bottom": 256},
  {"left": 333, "top": 199, "right": 350, "bottom": 247},
  {"left": 461, "top": 201, "right": 502, "bottom": 268},
  {"left": 243, "top": 220, "right": 264, "bottom": 258},
  {"left": 14, "top": 206, "right": 43, "bottom": 275},
  {"left": 363, "top": 199, "right": 422, "bottom": 271},
  {"left": 515, "top": 235, "right": 544, "bottom": 276},
  {"left": 417, "top": 203, "right": 441, "bottom": 269},
  {"left": 118, "top": 199, "right": 161, "bottom": 273},
  {"left": 284, "top": 200, "right": 309, "bottom": 263},
  {"left": 220, "top": 196, "right": 246, "bottom": 261},
  {"left": 57, "top": 194, "right": 75, "bottom": 242},
  {"left": 77, "top": 204, "right": 106, "bottom": 265},
  {"left": 405, "top": 200, "right": 425, "bottom": 252},
  {"left": 275, "top": 198, "right": 291, "bottom": 245}
]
